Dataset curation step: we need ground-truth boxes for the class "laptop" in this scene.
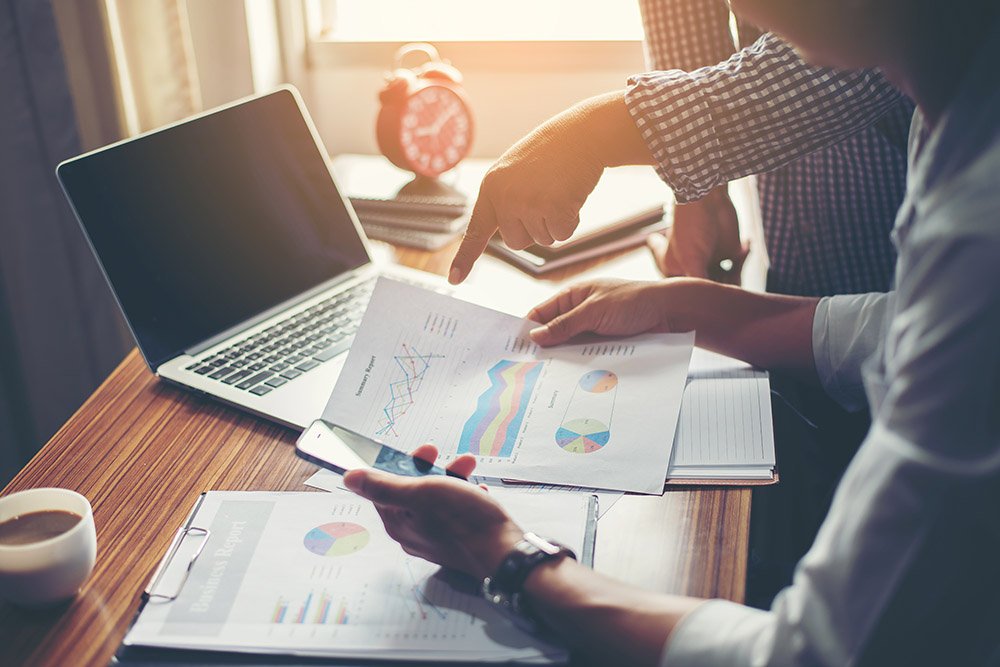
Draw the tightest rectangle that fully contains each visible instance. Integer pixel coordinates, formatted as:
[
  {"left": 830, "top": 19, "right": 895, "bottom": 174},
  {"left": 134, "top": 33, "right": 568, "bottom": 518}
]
[{"left": 57, "top": 86, "right": 444, "bottom": 430}]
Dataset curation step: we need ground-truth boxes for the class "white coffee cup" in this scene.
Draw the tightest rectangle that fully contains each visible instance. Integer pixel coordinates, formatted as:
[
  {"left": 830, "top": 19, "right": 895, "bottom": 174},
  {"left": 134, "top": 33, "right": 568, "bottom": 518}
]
[{"left": 0, "top": 488, "right": 97, "bottom": 607}]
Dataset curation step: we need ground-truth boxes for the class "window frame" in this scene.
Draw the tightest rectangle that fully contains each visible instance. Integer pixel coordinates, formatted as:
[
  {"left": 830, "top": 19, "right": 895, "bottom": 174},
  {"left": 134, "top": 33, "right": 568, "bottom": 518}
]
[{"left": 305, "top": 39, "right": 645, "bottom": 72}]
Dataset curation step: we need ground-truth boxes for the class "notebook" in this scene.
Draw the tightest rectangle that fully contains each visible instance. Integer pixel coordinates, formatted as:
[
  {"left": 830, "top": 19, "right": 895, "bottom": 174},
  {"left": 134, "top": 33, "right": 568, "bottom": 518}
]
[{"left": 666, "top": 349, "right": 777, "bottom": 485}]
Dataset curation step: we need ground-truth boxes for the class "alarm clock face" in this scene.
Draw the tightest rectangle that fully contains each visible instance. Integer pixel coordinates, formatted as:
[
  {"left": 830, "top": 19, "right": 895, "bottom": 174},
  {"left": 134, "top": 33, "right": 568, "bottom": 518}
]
[{"left": 399, "top": 85, "right": 472, "bottom": 178}]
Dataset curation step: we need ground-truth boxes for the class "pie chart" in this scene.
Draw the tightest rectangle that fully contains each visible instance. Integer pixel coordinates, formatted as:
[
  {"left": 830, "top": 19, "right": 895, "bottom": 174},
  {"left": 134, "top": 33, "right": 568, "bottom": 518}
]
[
  {"left": 303, "top": 522, "right": 369, "bottom": 557},
  {"left": 555, "top": 418, "right": 610, "bottom": 454},
  {"left": 579, "top": 370, "right": 618, "bottom": 393}
]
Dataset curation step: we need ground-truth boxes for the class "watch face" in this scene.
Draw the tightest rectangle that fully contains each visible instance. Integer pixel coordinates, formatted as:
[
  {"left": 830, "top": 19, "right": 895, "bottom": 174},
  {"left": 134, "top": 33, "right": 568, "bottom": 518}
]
[{"left": 399, "top": 85, "right": 472, "bottom": 177}]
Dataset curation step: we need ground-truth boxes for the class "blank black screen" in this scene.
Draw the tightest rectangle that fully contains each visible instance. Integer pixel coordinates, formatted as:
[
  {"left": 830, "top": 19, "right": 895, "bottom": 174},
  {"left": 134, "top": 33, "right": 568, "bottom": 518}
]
[{"left": 58, "top": 89, "right": 370, "bottom": 368}]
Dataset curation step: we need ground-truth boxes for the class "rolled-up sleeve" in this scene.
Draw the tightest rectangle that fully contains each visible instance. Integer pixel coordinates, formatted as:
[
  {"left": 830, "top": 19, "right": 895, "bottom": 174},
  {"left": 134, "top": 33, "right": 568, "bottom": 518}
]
[
  {"left": 811, "top": 292, "right": 894, "bottom": 412},
  {"left": 624, "top": 34, "right": 905, "bottom": 202}
]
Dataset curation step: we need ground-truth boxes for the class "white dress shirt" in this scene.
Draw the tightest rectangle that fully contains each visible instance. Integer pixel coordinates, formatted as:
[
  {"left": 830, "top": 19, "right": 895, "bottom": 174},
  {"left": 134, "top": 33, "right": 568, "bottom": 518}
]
[{"left": 661, "top": 16, "right": 1000, "bottom": 667}]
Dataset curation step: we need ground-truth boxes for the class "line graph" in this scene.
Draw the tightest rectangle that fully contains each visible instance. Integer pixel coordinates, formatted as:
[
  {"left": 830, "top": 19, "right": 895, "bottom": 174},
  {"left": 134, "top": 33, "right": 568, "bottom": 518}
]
[{"left": 375, "top": 344, "right": 445, "bottom": 437}]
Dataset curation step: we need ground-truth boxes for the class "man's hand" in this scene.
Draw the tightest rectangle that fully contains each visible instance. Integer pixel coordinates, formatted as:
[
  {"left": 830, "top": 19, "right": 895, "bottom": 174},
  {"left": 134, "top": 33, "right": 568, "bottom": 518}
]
[
  {"left": 646, "top": 186, "right": 749, "bottom": 284},
  {"left": 343, "top": 445, "right": 524, "bottom": 580},
  {"left": 527, "top": 279, "right": 679, "bottom": 346},
  {"left": 448, "top": 119, "right": 604, "bottom": 285},
  {"left": 448, "top": 91, "right": 655, "bottom": 284}
]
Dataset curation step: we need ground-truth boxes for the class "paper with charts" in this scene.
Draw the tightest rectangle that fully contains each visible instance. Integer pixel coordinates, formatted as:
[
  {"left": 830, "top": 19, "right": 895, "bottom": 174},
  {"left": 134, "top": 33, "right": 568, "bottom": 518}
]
[
  {"left": 125, "top": 489, "right": 591, "bottom": 662},
  {"left": 323, "top": 278, "right": 694, "bottom": 494}
]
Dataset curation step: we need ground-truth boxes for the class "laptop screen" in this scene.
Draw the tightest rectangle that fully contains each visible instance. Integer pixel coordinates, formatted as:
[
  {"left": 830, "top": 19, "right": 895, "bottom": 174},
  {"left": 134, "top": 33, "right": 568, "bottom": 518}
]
[{"left": 58, "top": 88, "right": 371, "bottom": 369}]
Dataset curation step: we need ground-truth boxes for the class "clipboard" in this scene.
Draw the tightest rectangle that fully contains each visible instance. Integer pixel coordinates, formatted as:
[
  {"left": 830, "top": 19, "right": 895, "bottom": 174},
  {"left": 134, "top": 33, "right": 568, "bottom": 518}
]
[{"left": 113, "top": 490, "right": 598, "bottom": 666}]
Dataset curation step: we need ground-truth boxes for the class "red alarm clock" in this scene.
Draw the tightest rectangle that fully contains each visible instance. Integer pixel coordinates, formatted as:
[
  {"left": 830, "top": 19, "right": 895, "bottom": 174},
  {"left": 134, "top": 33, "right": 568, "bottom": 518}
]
[{"left": 376, "top": 43, "right": 474, "bottom": 179}]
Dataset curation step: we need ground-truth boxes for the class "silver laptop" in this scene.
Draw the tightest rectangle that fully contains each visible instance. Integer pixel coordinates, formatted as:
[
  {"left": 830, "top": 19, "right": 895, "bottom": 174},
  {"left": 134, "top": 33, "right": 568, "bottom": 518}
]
[{"left": 57, "top": 86, "right": 442, "bottom": 429}]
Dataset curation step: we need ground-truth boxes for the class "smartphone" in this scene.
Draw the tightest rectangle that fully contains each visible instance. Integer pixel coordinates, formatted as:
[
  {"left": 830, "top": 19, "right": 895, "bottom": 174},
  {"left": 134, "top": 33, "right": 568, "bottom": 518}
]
[{"left": 295, "top": 420, "right": 464, "bottom": 479}]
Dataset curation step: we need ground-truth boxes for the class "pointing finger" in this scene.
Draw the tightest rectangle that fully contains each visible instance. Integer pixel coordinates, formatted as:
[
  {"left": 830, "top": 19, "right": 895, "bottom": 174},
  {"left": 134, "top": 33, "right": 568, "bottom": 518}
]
[{"left": 450, "top": 195, "right": 497, "bottom": 284}]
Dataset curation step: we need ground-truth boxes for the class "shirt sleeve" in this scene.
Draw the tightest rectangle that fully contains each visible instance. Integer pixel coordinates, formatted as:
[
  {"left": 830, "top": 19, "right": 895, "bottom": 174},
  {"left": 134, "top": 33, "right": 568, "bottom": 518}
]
[
  {"left": 811, "top": 292, "right": 894, "bottom": 412},
  {"left": 661, "top": 212, "right": 1000, "bottom": 665},
  {"left": 637, "top": 0, "right": 736, "bottom": 72},
  {"left": 625, "top": 34, "right": 907, "bottom": 202}
]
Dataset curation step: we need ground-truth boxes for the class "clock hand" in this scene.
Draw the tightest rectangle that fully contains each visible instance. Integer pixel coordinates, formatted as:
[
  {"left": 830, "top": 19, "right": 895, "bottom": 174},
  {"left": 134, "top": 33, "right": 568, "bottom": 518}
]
[
  {"left": 413, "top": 107, "right": 460, "bottom": 138},
  {"left": 432, "top": 107, "right": 459, "bottom": 133}
]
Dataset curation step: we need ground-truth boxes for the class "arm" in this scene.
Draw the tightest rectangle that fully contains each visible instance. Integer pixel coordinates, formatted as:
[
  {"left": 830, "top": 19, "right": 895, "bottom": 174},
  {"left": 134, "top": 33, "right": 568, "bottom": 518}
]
[
  {"left": 638, "top": 0, "right": 736, "bottom": 71},
  {"left": 627, "top": 33, "right": 908, "bottom": 202},
  {"left": 344, "top": 453, "right": 704, "bottom": 667},
  {"left": 450, "top": 32, "right": 907, "bottom": 282},
  {"left": 639, "top": 0, "right": 751, "bottom": 282},
  {"left": 525, "top": 278, "right": 819, "bottom": 378},
  {"left": 347, "top": 229, "right": 1000, "bottom": 666},
  {"left": 448, "top": 91, "right": 654, "bottom": 283}
]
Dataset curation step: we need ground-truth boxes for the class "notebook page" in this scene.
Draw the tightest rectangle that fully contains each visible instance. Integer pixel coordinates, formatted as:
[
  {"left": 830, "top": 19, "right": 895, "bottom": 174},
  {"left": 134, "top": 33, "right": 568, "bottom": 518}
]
[{"left": 670, "top": 349, "right": 776, "bottom": 468}]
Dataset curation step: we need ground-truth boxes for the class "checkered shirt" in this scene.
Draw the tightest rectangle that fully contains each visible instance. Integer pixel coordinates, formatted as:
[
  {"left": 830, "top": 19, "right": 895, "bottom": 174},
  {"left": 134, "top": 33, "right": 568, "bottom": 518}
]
[{"left": 628, "top": 0, "right": 915, "bottom": 296}]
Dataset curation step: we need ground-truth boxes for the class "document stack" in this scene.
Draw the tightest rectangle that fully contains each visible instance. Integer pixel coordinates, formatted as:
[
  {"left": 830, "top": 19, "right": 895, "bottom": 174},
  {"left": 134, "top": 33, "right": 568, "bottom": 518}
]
[{"left": 331, "top": 154, "right": 491, "bottom": 250}]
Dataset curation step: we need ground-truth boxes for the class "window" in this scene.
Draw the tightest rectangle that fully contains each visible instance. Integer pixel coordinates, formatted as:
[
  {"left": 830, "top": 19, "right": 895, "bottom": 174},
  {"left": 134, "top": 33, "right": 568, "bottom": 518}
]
[
  {"left": 281, "top": 1, "right": 647, "bottom": 156},
  {"left": 309, "top": 0, "right": 644, "bottom": 43}
]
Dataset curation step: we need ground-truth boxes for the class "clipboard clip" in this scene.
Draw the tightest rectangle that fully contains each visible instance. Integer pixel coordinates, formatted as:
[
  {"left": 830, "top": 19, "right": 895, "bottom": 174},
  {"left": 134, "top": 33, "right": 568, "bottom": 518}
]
[{"left": 144, "top": 526, "right": 210, "bottom": 603}]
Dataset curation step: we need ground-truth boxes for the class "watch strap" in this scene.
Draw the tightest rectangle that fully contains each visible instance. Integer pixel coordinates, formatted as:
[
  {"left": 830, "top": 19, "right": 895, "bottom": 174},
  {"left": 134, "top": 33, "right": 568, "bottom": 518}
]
[{"left": 483, "top": 532, "right": 576, "bottom": 630}]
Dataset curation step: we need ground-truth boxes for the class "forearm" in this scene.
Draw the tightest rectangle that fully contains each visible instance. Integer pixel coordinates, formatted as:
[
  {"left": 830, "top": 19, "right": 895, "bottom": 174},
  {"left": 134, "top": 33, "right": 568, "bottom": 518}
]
[
  {"left": 667, "top": 279, "right": 819, "bottom": 377},
  {"left": 537, "top": 91, "right": 656, "bottom": 169},
  {"left": 626, "top": 34, "right": 908, "bottom": 202},
  {"left": 524, "top": 558, "right": 704, "bottom": 666}
]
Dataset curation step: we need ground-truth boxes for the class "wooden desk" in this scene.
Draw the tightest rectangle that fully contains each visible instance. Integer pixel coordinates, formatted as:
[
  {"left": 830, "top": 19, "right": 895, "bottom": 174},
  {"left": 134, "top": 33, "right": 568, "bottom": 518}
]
[{"left": 0, "top": 243, "right": 751, "bottom": 667}]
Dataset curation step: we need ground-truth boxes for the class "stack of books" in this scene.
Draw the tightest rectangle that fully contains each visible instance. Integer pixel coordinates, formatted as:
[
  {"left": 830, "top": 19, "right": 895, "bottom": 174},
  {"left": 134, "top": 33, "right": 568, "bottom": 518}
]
[{"left": 331, "top": 154, "right": 490, "bottom": 250}]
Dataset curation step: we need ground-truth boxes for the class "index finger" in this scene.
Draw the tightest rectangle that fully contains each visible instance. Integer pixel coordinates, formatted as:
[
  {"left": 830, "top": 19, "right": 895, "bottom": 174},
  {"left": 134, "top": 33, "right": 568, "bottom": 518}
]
[{"left": 449, "top": 195, "right": 497, "bottom": 284}]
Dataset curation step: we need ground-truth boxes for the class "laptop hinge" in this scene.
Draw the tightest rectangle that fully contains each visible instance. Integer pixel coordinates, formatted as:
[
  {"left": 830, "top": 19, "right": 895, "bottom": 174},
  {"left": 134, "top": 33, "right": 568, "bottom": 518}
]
[{"left": 182, "top": 265, "right": 376, "bottom": 359}]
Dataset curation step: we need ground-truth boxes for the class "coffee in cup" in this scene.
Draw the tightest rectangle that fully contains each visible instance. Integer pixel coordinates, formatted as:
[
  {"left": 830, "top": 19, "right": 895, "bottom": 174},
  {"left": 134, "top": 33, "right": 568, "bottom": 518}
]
[{"left": 0, "top": 488, "right": 97, "bottom": 607}]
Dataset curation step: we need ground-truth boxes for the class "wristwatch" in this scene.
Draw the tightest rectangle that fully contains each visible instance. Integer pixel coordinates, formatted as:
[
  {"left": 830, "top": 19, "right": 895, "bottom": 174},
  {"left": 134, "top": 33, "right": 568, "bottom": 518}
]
[{"left": 482, "top": 532, "right": 576, "bottom": 631}]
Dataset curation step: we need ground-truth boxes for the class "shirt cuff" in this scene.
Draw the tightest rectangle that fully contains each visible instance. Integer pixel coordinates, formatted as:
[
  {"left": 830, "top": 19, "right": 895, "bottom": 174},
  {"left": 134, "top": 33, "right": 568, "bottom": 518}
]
[
  {"left": 625, "top": 70, "right": 725, "bottom": 203},
  {"left": 812, "top": 293, "right": 890, "bottom": 412},
  {"left": 661, "top": 599, "right": 773, "bottom": 666}
]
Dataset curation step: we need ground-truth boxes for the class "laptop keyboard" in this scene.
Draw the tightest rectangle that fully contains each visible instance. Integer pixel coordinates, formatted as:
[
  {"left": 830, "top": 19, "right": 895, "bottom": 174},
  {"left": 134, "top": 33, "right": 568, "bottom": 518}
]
[{"left": 184, "top": 278, "right": 376, "bottom": 396}]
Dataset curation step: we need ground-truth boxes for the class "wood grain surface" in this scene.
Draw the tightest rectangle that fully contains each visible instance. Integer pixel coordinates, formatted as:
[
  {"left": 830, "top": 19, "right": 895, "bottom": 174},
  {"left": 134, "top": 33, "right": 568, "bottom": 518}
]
[{"left": 0, "top": 241, "right": 750, "bottom": 666}]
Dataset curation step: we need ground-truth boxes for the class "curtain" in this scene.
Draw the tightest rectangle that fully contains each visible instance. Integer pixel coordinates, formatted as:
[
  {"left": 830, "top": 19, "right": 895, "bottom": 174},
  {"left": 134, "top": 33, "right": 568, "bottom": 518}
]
[
  {"left": 0, "top": 0, "right": 131, "bottom": 486},
  {"left": 106, "top": 0, "right": 203, "bottom": 133}
]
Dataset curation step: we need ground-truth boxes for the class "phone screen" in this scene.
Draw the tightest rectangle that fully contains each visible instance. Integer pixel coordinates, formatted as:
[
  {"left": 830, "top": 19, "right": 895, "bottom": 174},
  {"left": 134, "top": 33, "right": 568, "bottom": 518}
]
[{"left": 295, "top": 420, "right": 459, "bottom": 479}]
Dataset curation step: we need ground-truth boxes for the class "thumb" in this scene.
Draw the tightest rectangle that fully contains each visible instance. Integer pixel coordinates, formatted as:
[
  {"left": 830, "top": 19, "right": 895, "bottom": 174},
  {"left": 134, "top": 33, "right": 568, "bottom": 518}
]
[
  {"left": 529, "top": 306, "right": 593, "bottom": 346},
  {"left": 344, "top": 468, "right": 414, "bottom": 507},
  {"left": 645, "top": 233, "right": 669, "bottom": 276}
]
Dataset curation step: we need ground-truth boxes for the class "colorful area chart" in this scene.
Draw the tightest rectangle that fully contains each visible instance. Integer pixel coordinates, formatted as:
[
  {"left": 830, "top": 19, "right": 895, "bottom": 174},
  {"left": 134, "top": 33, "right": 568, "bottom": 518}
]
[
  {"left": 303, "top": 522, "right": 369, "bottom": 557},
  {"left": 458, "top": 360, "right": 543, "bottom": 457},
  {"left": 555, "top": 418, "right": 610, "bottom": 454},
  {"left": 579, "top": 370, "right": 618, "bottom": 393}
]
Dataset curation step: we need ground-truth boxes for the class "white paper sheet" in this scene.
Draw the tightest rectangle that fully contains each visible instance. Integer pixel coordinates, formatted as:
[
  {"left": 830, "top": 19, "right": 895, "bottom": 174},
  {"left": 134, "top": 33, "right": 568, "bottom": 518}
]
[
  {"left": 126, "top": 489, "right": 592, "bottom": 662},
  {"left": 322, "top": 278, "right": 694, "bottom": 494}
]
